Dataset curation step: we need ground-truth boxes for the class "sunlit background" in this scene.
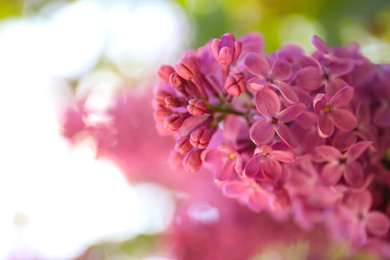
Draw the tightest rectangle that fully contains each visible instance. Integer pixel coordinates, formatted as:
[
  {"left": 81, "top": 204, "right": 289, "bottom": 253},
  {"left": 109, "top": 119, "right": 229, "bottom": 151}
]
[{"left": 1, "top": 0, "right": 390, "bottom": 259}]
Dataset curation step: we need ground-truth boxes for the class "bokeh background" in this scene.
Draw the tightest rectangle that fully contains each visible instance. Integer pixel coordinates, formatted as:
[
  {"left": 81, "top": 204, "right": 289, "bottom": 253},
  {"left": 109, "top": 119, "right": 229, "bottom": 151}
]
[{"left": 1, "top": 0, "right": 390, "bottom": 259}]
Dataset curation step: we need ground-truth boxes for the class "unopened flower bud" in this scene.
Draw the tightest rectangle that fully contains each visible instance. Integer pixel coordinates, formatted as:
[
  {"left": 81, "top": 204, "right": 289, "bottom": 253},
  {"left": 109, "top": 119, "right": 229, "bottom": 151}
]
[
  {"left": 190, "top": 127, "right": 211, "bottom": 149},
  {"left": 165, "top": 96, "right": 183, "bottom": 108},
  {"left": 157, "top": 65, "right": 175, "bottom": 84},
  {"left": 154, "top": 89, "right": 172, "bottom": 106},
  {"left": 175, "top": 136, "right": 193, "bottom": 154},
  {"left": 169, "top": 72, "right": 185, "bottom": 92},
  {"left": 175, "top": 56, "right": 199, "bottom": 80},
  {"left": 211, "top": 33, "right": 242, "bottom": 65},
  {"left": 169, "top": 150, "right": 185, "bottom": 170},
  {"left": 225, "top": 73, "right": 246, "bottom": 96},
  {"left": 164, "top": 114, "right": 185, "bottom": 131},
  {"left": 153, "top": 106, "right": 171, "bottom": 122},
  {"left": 187, "top": 98, "right": 208, "bottom": 116},
  {"left": 183, "top": 149, "right": 202, "bottom": 172}
]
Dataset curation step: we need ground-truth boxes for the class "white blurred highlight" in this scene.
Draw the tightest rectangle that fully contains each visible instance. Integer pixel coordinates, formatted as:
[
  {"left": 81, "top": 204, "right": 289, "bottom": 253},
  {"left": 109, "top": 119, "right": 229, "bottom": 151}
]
[{"left": 0, "top": 0, "right": 192, "bottom": 259}]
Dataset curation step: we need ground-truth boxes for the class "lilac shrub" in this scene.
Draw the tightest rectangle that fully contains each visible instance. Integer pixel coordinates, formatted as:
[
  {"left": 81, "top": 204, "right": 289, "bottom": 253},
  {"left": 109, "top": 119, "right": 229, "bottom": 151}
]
[{"left": 153, "top": 32, "right": 390, "bottom": 255}]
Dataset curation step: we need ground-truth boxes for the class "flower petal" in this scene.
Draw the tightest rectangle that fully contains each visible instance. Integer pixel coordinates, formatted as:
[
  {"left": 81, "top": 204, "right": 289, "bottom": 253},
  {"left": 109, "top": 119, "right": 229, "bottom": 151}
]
[
  {"left": 245, "top": 52, "right": 269, "bottom": 77},
  {"left": 244, "top": 155, "right": 262, "bottom": 178},
  {"left": 345, "top": 141, "right": 372, "bottom": 162},
  {"left": 201, "top": 147, "right": 223, "bottom": 163},
  {"left": 328, "top": 59, "right": 354, "bottom": 77},
  {"left": 318, "top": 113, "right": 334, "bottom": 138},
  {"left": 321, "top": 163, "right": 343, "bottom": 186},
  {"left": 255, "top": 87, "right": 281, "bottom": 116},
  {"left": 325, "top": 77, "right": 348, "bottom": 96},
  {"left": 366, "top": 211, "right": 390, "bottom": 237},
  {"left": 344, "top": 190, "right": 372, "bottom": 215},
  {"left": 270, "top": 150, "right": 295, "bottom": 163},
  {"left": 272, "top": 81, "right": 299, "bottom": 104},
  {"left": 278, "top": 103, "right": 307, "bottom": 123},
  {"left": 215, "top": 159, "right": 235, "bottom": 182},
  {"left": 248, "top": 189, "right": 268, "bottom": 212},
  {"left": 373, "top": 102, "right": 390, "bottom": 127},
  {"left": 331, "top": 108, "right": 357, "bottom": 131},
  {"left": 332, "top": 131, "right": 357, "bottom": 151},
  {"left": 222, "top": 181, "right": 248, "bottom": 198},
  {"left": 329, "top": 86, "right": 354, "bottom": 108},
  {"left": 272, "top": 188, "right": 291, "bottom": 211},
  {"left": 311, "top": 35, "right": 330, "bottom": 53},
  {"left": 295, "top": 66, "right": 324, "bottom": 90},
  {"left": 250, "top": 119, "right": 275, "bottom": 145},
  {"left": 262, "top": 158, "right": 282, "bottom": 182},
  {"left": 344, "top": 161, "right": 364, "bottom": 187},
  {"left": 313, "top": 93, "right": 330, "bottom": 113},
  {"left": 315, "top": 145, "right": 342, "bottom": 162},
  {"left": 270, "top": 59, "right": 293, "bottom": 81},
  {"left": 275, "top": 123, "right": 297, "bottom": 148}
]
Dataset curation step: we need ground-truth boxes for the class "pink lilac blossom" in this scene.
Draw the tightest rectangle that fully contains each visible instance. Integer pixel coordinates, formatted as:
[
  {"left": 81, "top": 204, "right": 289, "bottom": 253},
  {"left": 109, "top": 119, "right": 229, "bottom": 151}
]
[{"left": 151, "top": 31, "right": 390, "bottom": 259}]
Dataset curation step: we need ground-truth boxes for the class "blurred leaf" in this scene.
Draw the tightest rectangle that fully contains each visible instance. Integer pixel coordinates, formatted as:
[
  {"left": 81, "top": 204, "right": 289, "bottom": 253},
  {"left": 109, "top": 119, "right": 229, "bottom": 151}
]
[
  {"left": 0, "top": 0, "right": 24, "bottom": 19},
  {"left": 74, "top": 234, "right": 159, "bottom": 260}
]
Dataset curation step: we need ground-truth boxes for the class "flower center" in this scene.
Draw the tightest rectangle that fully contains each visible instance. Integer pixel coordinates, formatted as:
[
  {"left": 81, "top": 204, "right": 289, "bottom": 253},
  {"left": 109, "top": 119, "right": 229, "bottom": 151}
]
[
  {"left": 229, "top": 153, "right": 236, "bottom": 160},
  {"left": 262, "top": 152, "right": 268, "bottom": 156},
  {"left": 271, "top": 117, "right": 278, "bottom": 124},
  {"left": 324, "top": 106, "right": 331, "bottom": 113},
  {"left": 339, "top": 157, "right": 347, "bottom": 164}
]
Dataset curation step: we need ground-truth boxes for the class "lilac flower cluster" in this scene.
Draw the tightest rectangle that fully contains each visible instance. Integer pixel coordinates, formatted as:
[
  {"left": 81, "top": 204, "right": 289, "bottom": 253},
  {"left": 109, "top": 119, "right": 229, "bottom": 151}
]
[{"left": 153, "top": 32, "right": 390, "bottom": 248}]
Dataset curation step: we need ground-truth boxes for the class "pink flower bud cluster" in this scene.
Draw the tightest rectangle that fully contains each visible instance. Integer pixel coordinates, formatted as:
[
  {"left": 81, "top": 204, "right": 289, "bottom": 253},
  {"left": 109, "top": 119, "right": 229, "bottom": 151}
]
[{"left": 153, "top": 32, "right": 390, "bottom": 253}]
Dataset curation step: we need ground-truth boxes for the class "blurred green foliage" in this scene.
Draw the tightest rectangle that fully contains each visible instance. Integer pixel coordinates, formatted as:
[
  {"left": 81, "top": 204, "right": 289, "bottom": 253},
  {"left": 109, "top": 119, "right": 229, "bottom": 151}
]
[
  {"left": 74, "top": 234, "right": 159, "bottom": 260},
  {"left": 176, "top": 0, "right": 390, "bottom": 52},
  {"left": 0, "top": 0, "right": 24, "bottom": 18}
]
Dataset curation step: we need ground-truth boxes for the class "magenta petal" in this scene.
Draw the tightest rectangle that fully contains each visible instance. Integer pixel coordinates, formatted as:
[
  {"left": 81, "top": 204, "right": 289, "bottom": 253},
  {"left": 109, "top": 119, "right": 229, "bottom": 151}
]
[
  {"left": 345, "top": 141, "right": 372, "bottom": 162},
  {"left": 201, "top": 148, "right": 223, "bottom": 163},
  {"left": 275, "top": 123, "right": 297, "bottom": 148},
  {"left": 250, "top": 119, "right": 275, "bottom": 145},
  {"left": 294, "top": 111, "right": 317, "bottom": 128},
  {"left": 295, "top": 67, "right": 324, "bottom": 90},
  {"left": 313, "top": 93, "right": 329, "bottom": 113},
  {"left": 270, "top": 150, "right": 295, "bottom": 163},
  {"left": 270, "top": 59, "right": 293, "bottom": 81},
  {"left": 223, "top": 115, "right": 241, "bottom": 143},
  {"left": 344, "top": 161, "right": 364, "bottom": 187},
  {"left": 373, "top": 103, "right": 390, "bottom": 127},
  {"left": 328, "top": 59, "right": 354, "bottom": 77},
  {"left": 321, "top": 163, "right": 343, "bottom": 186},
  {"left": 311, "top": 35, "right": 330, "bottom": 53},
  {"left": 272, "top": 81, "right": 299, "bottom": 104},
  {"left": 278, "top": 103, "right": 307, "bottom": 123},
  {"left": 255, "top": 87, "right": 281, "bottom": 116},
  {"left": 215, "top": 159, "right": 235, "bottom": 182},
  {"left": 238, "top": 32, "right": 265, "bottom": 57},
  {"left": 248, "top": 189, "right": 268, "bottom": 212},
  {"left": 223, "top": 181, "right": 248, "bottom": 198},
  {"left": 245, "top": 53, "right": 270, "bottom": 77},
  {"left": 316, "top": 145, "right": 342, "bottom": 162},
  {"left": 262, "top": 159, "right": 282, "bottom": 182},
  {"left": 272, "top": 188, "right": 291, "bottom": 211},
  {"left": 344, "top": 190, "right": 372, "bottom": 215},
  {"left": 366, "top": 211, "right": 390, "bottom": 236},
  {"left": 318, "top": 113, "right": 334, "bottom": 138},
  {"left": 329, "top": 86, "right": 355, "bottom": 108},
  {"left": 244, "top": 155, "right": 262, "bottom": 178},
  {"left": 325, "top": 77, "right": 348, "bottom": 96},
  {"left": 332, "top": 131, "right": 357, "bottom": 151},
  {"left": 331, "top": 108, "right": 357, "bottom": 131}
]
